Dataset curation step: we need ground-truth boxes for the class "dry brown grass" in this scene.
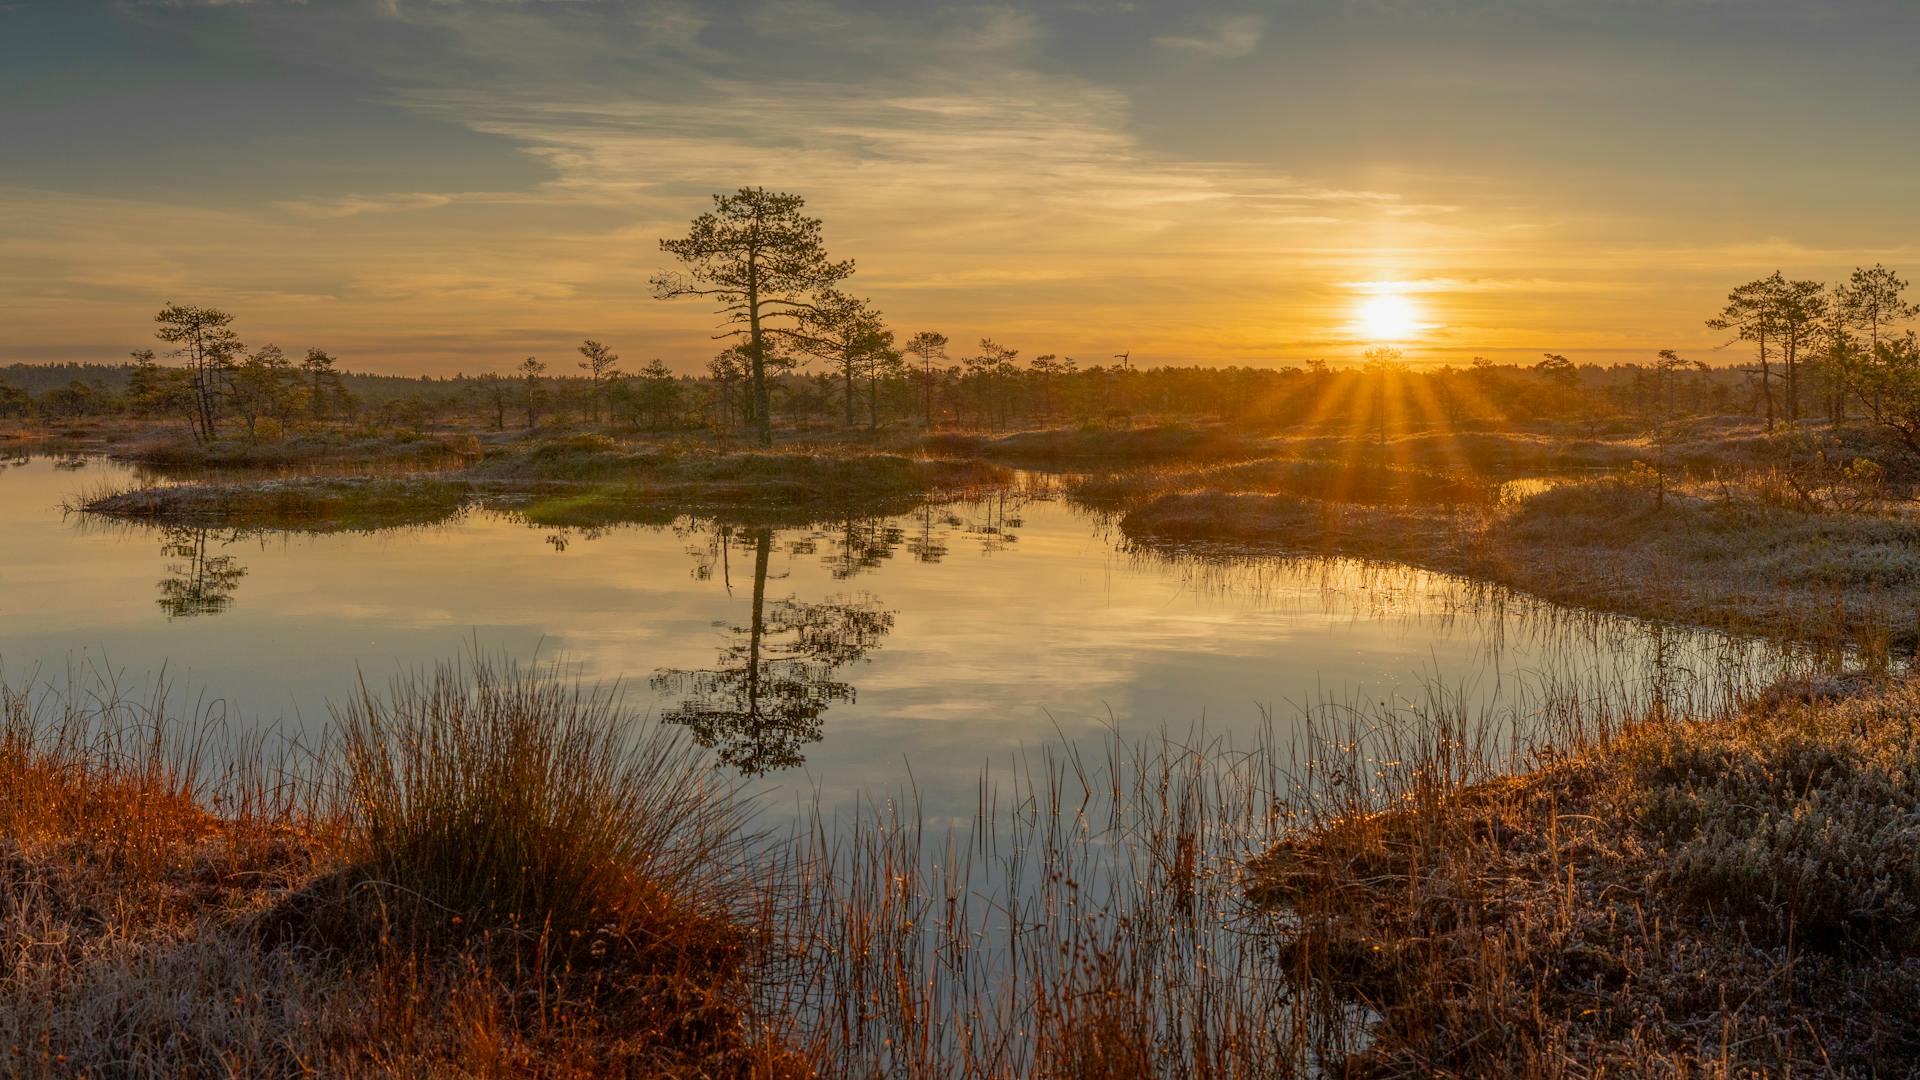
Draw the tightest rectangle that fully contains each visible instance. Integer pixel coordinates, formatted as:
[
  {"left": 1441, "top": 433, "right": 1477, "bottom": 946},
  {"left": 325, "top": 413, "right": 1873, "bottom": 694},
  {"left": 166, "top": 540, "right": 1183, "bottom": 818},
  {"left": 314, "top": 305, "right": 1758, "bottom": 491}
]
[
  {"left": 75, "top": 440, "right": 1013, "bottom": 533},
  {"left": 0, "top": 662, "right": 804, "bottom": 1079},
  {"left": 1120, "top": 475, "right": 1920, "bottom": 654},
  {"left": 2, "top": 644, "right": 1911, "bottom": 1077},
  {"left": 1069, "top": 457, "right": 1498, "bottom": 510},
  {"left": 1254, "top": 674, "right": 1920, "bottom": 1076},
  {"left": 79, "top": 475, "right": 474, "bottom": 533}
]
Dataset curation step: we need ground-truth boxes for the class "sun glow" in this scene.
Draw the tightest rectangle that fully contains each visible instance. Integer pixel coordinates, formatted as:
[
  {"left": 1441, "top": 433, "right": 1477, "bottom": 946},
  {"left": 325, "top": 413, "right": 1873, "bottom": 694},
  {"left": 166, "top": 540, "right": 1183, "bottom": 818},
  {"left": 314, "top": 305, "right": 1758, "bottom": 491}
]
[{"left": 1355, "top": 292, "right": 1422, "bottom": 342}]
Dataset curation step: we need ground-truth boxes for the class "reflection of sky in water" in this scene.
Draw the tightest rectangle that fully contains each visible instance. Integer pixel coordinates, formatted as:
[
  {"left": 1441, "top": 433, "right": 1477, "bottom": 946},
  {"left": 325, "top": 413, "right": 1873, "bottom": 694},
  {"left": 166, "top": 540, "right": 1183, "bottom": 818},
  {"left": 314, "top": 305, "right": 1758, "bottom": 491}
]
[{"left": 0, "top": 456, "right": 1785, "bottom": 822}]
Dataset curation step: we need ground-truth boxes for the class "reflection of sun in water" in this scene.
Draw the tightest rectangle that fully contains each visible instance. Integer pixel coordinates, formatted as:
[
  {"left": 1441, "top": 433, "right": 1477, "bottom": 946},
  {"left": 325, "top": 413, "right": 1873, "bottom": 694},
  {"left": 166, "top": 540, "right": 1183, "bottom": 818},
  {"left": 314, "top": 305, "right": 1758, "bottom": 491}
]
[{"left": 1356, "top": 293, "right": 1421, "bottom": 342}]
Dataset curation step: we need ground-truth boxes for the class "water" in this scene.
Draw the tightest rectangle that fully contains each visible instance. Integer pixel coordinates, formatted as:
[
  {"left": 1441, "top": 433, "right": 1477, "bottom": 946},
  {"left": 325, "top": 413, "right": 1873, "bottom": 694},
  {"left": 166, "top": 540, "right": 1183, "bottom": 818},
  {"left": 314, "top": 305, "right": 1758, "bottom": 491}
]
[{"left": 0, "top": 454, "right": 1788, "bottom": 822}]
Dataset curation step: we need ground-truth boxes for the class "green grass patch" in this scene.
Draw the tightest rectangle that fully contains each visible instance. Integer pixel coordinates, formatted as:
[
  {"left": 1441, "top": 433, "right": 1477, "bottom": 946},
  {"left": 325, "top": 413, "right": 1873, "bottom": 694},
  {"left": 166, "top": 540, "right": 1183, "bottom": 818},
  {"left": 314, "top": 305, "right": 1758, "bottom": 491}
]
[{"left": 83, "top": 476, "right": 472, "bottom": 532}]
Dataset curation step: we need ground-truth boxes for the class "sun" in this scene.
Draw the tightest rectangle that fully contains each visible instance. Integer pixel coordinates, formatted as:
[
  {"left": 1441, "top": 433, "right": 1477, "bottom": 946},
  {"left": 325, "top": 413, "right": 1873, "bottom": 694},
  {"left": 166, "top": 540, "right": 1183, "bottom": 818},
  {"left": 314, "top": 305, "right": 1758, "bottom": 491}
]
[{"left": 1355, "top": 293, "right": 1421, "bottom": 342}]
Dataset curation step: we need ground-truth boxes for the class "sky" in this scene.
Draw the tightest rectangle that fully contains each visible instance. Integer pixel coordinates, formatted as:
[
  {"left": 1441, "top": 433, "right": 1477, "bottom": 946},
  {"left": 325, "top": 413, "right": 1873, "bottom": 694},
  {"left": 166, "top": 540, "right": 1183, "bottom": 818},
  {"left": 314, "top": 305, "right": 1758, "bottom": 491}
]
[{"left": 2, "top": 0, "right": 1917, "bottom": 375}]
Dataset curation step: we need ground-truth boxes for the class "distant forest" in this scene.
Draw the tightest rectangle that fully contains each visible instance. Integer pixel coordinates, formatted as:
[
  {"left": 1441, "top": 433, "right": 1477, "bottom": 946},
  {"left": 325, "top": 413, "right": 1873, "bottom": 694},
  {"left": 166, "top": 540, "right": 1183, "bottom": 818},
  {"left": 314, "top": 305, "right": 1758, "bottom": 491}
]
[
  {"left": 7, "top": 188, "right": 1914, "bottom": 446},
  {"left": 0, "top": 349, "right": 1773, "bottom": 438}
]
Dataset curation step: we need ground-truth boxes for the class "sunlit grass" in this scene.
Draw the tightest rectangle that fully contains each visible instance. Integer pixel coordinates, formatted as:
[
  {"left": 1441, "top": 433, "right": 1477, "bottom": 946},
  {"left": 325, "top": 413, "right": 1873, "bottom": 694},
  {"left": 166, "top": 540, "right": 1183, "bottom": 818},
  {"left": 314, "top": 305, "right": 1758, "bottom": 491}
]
[
  {"left": 1120, "top": 471, "right": 1920, "bottom": 657},
  {"left": 0, "top": 639, "right": 1910, "bottom": 1074}
]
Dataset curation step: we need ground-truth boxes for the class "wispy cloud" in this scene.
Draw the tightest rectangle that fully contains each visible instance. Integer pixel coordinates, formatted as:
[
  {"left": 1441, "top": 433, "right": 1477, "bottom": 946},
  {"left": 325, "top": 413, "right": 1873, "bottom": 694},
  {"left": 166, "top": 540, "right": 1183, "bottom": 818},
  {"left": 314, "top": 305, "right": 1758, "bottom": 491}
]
[
  {"left": 0, "top": 0, "right": 1628, "bottom": 369},
  {"left": 274, "top": 192, "right": 459, "bottom": 218},
  {"left": 7, "top": 0, "right": 1909, "bottom": 371},
  {"left": 1152, "top": 13, "right": 1265, "bottom": 57}
]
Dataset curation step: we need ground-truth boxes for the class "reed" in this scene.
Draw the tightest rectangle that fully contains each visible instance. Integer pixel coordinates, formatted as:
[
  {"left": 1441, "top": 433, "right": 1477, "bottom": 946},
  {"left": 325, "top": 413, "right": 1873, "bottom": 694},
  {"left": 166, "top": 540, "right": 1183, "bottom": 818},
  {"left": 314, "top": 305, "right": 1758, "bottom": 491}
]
[{"left": 0, "top": 647, "right": 1911, "bottom": 1076}]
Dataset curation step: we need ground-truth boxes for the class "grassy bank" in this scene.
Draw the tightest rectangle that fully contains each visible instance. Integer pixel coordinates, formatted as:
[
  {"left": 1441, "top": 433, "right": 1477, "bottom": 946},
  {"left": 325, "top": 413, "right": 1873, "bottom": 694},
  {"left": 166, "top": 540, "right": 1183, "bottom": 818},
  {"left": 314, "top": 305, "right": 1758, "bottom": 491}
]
[
  {"left": 1257, "top": 673, "right": 1920, "bottom": 1075},
  {"left": 0, "top": 656, "right": 1297, "bottom": 1077},
  {"left": 1071, "top": 457, "right": 1498, "bottom": 509},
  {"left": 77, "top": 443, "right": 1011, "bottom": 531},
  {"left": 1122, "top": 477, "right": 1920, "bottom": 652},
  {"left": 920, "top": 422, "right": 1267, "bottom": 465},
  {"left": 81, "top": 476, "right": 475, "bottom": 532},
  {"left": 124, "top": 430, "right": 479, "bottom": 473},
  {"left": 470, "top": 439, "right": 1008, "bottom": 511},
  {"left": 4, "top": 651, "right": 1916, "bottom": 1075},
  {"left": 0, "top": 661, "right": 798, "bottom": 1078}
]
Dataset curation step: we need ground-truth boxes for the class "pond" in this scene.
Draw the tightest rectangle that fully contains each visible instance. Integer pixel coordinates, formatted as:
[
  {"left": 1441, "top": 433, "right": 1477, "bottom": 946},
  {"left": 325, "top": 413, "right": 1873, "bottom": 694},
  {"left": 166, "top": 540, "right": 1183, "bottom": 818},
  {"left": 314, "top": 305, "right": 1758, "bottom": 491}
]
[{"left": 0, "top": 453, "right": 1793, "bottom": 825}]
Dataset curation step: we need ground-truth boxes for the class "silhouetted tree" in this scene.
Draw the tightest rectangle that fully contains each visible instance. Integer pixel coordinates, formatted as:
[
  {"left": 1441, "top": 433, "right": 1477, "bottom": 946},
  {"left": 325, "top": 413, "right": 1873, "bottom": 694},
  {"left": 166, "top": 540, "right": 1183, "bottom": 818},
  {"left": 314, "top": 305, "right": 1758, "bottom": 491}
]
[
  {"left": 473, "top": 372, "right": 511, "bottom": 430},
  {"left": 1836, "top": 264, "right": 1919, "bottom": 420},
  {"left": 633, "top": 359, "right": 682, "bottom": 430},
  {"left": 232, "top": 344, "right": 302, "bottom": 437},
  {"left": 301, "top": 348, "right": 347, "bottom": 420},
  {"left": 1852, "top": 332, "right": 1920, "bottom": 454},
  {"left": 860, "top": 336, "right": 905, "bottom": 430},
  {"left": 1028, "top": 354, "right": 1070, "bottom": 420},
  {"left": 1838, "top": 264, "right": 1916, "bottom": 361},
  {"left": 904, "top": 330, "right": 949, "bottom": 429},
  {"left": 965, "top": 339, "right": 1019, "bottom": 430},
  {"left": 1772, "top": 277, "right": 1827, "bottom": 425},
  {"left": 653, "top": 188, "right": 855, "bottom": 447},
  {"left": 800, "top": 292, "right": 891, "bottom": 428},
  {"left": 517, "top": 356, "right": 546, "bottom": 429},
  {"left": 1362, "top": 346, "right": 1403, "bottom": 445},
  {"left": 1709, "top": 275, "right": 1789, "bottom": 430},
  {"left": 126, "top": 349, "right": 190, "bottom": 422},
  {"left": 0, "top": 379, "right": 28, "bottom": 419},
  {"left": 1640, "top": 348, "right": 1694, "bottom": 508},
  {"left": 153, "top": 304, "right": 243, "bottom": 442},
  {"left": 577, "top": 339, "right": 620, "bottom": 423},
  {"left": 1534, "top": 353, "right": 1578, "bottom": 386}
]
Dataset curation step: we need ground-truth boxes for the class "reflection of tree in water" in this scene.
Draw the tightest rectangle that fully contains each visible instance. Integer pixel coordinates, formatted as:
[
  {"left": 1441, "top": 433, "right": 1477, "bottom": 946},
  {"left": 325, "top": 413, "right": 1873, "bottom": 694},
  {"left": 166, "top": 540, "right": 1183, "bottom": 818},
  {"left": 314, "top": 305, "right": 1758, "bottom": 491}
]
[
  {"left": 962, "top": 490, "right": 1025, "bottom": 553},
  {"left": 815, "top": 516, "right": 906, "bottom": 579},
  {"left": 905, "top": 504, "right": 949, "bottom": 564},
  {"left": 156, "top": 526, "right": 247, "bottom": 619},
  {"left": 652, "top": 527, "right": 894, "bottom": 775}
]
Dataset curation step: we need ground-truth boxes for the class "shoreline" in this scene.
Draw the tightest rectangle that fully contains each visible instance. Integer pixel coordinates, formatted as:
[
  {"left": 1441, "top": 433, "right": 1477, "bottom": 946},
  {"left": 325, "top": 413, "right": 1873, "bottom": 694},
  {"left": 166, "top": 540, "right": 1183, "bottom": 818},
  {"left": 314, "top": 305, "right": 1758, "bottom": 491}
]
[{"left": 1118, "top": 480, "right": 1920, "bottom": 655}]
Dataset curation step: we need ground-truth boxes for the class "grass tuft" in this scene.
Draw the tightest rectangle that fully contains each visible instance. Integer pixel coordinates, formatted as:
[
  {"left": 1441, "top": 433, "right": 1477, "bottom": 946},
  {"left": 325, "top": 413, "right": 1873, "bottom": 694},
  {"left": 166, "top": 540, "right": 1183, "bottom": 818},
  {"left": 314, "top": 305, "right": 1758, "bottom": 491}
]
[{"left": 335, "top": 656, "right": 745, "bottom": 948}]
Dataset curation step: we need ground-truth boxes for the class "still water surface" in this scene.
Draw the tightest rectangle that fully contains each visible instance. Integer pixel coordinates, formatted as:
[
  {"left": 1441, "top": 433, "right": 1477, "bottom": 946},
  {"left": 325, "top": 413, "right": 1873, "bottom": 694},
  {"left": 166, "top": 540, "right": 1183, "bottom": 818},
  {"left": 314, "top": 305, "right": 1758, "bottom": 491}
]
[{"left": 0, "top": 455, "right": 1784, "bottom": 821}]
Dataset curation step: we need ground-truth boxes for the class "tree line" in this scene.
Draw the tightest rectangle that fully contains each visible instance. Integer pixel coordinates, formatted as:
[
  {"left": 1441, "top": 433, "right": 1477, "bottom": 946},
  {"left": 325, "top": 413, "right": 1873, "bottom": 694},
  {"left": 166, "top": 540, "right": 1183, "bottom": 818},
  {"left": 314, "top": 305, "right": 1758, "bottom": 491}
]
[
  {"left": 1707, "top": 265, "right": 1920, "bottom": 446},
  {"left": 1, "top": 185, "right": 1913, "bottom": 445}
]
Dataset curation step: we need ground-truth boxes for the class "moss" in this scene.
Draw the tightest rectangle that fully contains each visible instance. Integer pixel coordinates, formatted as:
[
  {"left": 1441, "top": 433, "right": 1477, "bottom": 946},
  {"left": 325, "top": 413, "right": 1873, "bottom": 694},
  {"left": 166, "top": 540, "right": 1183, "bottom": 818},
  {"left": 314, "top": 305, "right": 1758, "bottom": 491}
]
[
  {"left": 1254, "top": 678, "right": 1920, "bottom": 1076},
  {"left": 83, "top": 446, "right": 1013, "bottom": 532},
  {"left": 84, "top": 477, "right": 473, "bottom": 532},
  {"left": 1624, "top": 694, "right": 1920, "bottom": 954}
]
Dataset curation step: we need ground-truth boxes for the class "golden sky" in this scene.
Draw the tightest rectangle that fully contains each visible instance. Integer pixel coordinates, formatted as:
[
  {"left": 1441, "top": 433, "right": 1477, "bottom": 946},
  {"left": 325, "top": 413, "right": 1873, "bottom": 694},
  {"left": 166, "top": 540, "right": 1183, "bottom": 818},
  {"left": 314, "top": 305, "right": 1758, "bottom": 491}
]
[{"left": 3, "top": 0, "right": 1917, "bottom": 374}]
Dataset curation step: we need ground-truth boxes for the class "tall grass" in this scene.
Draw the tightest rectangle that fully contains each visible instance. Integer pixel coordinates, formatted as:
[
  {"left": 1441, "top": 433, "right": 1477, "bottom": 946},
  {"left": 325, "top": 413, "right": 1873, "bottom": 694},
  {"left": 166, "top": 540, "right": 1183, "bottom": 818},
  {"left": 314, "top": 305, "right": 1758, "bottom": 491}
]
[
  {"left": 328, "top": 656, "right": 808, "bottom": 1077},
  {"left": 0, "top": 657, "right": 806, "bottom": 1076},
  {"left": 0, "top": 643, "right": 1881, "bottom": 1075},
  {"left": 754, "top": 657, "right": 1778, "bottom": 1076},
  {"left": 336, "top": 657, "right": 746, "bottom": 943},
  {"left": 764, "top": 730, "right": 1298, "bottom": 1075},
  {"left": 0, "top": 664, "right": 334, "bottom": 1077}
]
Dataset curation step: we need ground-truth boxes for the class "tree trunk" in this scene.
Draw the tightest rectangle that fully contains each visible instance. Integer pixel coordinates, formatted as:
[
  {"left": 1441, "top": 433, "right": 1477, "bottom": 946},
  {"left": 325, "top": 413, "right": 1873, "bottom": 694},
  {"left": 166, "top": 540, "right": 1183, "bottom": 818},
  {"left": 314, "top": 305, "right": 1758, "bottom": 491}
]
[
  {"left": 746, "top": 264, "right": 773, "bottom": 448},
  {"left": 843, "top": 357, "right": 856, "bottom": 428},
  {"left": 1759, "top": 333, "right": 1774, "bottom": 431},
  {"left": 745, "top": 529, "right": 770, "bottom": 719}
]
